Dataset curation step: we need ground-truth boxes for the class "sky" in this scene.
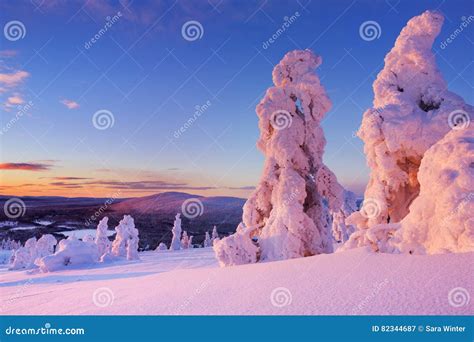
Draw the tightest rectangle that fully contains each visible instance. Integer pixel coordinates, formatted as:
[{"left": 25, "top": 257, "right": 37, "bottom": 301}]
[{"left": 0, "top": 0, "right": 473, "bottom": 199}]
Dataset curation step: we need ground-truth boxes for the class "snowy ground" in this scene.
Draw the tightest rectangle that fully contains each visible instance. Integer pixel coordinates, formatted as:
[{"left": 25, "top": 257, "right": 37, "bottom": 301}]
[{"left": 0, "top": 248, "right": 472, "bottom": 315}]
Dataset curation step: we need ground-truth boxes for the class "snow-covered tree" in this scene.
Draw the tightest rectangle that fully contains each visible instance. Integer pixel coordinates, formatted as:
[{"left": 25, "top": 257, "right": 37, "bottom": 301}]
[
  {"left": 331, "top": 190, "right": 358, "bottom": 244},
  {"left": 9, "top": 237, "right": 38, "bottom": 270},
  {"left": 215, "top": 49, "right": 343, "bottom": 265},
  {"left": 181, "top": 231, "right": 190, "bottom": 249},
  {"left": 127, "top": 221, "right": 139, "bottom": 260},
  {"left": 343, "top": 11, "right": 474, "bottom": 254},
  {"left": 189, "top": 235, "right": 193, "bottom": 248},
  {"left": 36, "top": 236, "right": 100, "bottom": 272},
  {"left": 35, "top": 234, "right": 57, "bottom": 258},
  {"left": 169, "top": 213, "right": 182, "bottom": 251},
  {"left": 203, "top": 231, "right": 212, "bottom": 247},
  {"left": 392, "top": 128, "right": 474, "bottom": 254},
  {"left": 214, "top": 223, "right": 259, "bottom": 267},
  {"left": 155, "top": 242, "right": 168, "bottom": 251},
  {"left": 211, "top": 226, "right": 219, "bottom": 246},
  {"left": 95, "top": 217, "right": 111, "bottom": 257},
  {"left": 111, "top": 215, "right": 139, "bottom": 259},
  {"left": 346, "top": 11, "right": 473, "bottom": 235}
]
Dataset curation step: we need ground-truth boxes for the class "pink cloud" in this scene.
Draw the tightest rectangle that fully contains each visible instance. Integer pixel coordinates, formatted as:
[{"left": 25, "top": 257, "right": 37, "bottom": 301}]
[
  {"left": 0, "top": 70, "right": 29, "bottom": 87},
  {"left": 61, "top": 99, "right": 80, "bottom": 109}
]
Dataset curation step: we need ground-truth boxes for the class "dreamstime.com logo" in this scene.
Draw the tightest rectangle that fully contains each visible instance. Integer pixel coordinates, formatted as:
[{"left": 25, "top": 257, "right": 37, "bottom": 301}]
[
  {"left": 92, "top": 287, "right": 115, "bottom": 308},
  {"left": 92, "top": 109, "right": 115, "bottom": 130},
  {"left": 448, "top": 287, "right": 470, "bottom": 308},
  {"left": 270, "top": 287, "right": 292, "bottom": 307},
  {"left": 181, "top": 198, "right": 204, "bottom": 219},
  {"left": 3, "top": 198, "right": 26, "bottom": 219},
  {"left": 4, "top": 20, "right": 26, "bottom": 41},
  {"left": 4, "top": 323, "right": 85, "bottom": 336},
  {"left": 359, "top": 21, "right": 381, "bottom": 41},
  {"left": 181, "top": 20, "right": 204, "bottom": 41}
]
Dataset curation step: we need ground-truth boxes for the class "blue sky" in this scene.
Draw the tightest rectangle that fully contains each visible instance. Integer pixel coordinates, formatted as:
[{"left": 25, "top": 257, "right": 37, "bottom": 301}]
[{"left": 0, "top": 0, "right": 472, "bottom": 198}]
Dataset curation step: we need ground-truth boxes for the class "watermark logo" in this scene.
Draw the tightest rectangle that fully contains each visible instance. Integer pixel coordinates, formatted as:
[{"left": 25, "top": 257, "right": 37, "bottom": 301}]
[
  {"left": 3, "top": 198, "right": 26, "bottom": 219},
  {"left": 270, "top": 110, "right": 292, "bottom": 130},
  {"left": 181, "top": 20, "right": 204, "bottom": 41},
  {"left": 4, "top": 21, "right": 26, "bottom": 41},
  {"left": 181, "top": 198, "right": 204, "bottom": 219},
  {"left": 262, "top": 11, "right": 300, "bottom": 50},
  {"left": 92, "top": 109, "right": 115, "bottom": 130},
  {"left": 360, "top": 198, "right": 382, "bottom": 219},
  {"left": 174, "top": 100, "right": 211, "bottom": 139},
  {"left": 440, "top": 16, "right": 474, "bottom": 49},
  {"left": 84, "top": 11, "right": 123, "bottom": 49},
  {"left": 270, "top": 287, "right": 292, "bottom": 307},
  {"left": 359, "top": 21, "right": 381, "bottom": 41},
  {"left": 448, "top": 287, "right": 470, "bottom": 307},
  {"left": 92, "top": 287, "right": 114, "bottom": 307},
  {"left": 448, "top": 109, "right": 470, "bottom": 130}
]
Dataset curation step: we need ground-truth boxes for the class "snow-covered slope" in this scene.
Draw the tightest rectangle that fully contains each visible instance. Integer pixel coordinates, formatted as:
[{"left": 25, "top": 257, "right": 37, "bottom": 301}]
[{"left": 1, "top": 248, "right": 471, "bottom": 315}]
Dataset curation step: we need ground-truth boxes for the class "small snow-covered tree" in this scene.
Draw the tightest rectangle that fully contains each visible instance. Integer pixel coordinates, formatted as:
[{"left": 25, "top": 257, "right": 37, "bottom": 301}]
[
  {"left": 214, "top": 49, "right": 343, "bottom": 265},
  {"left": 35, "top": 234, "right": 57, "bottom": 258},
  {"left": 189, "top": 235, "right": 193, "bottom": 248},
  {"left": 211, "top": 226, "right": 219, "bottom": 246},
  {"left": 181, "top": 231, "right": 190, "bottom": 249},
  {"left": 155, "top": 242, "right": 168, "bottom": 251},
  {"left": 331, "top": 190, "right": 358, "bottom": 244},
  {"left": 203, "top": 231, "right": 212, "bottom": 247},
  {"left": 95, "top": 217, "right": 111, "bottom": 257},
  {"left": 169, "top": 213, "right": 182, "bottom": 251},
  {"left": 9, "top": 237, "right": 38, "bottom": 270},
  {"left": 346, "top": 10, "right": 473, "bottom": 236}
]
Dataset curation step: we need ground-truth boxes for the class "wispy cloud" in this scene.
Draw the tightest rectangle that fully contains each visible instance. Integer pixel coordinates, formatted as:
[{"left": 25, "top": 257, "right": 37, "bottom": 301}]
[
  {"left": 0, "top": 162, "right": 53, "bottom": 171},
  {"left": 0, "top": 70, "right": 29, "bottom": 88},
  {"left": 5, "top": 94, "right": 24, "bottom": 107},
  {"left": 61, "top": 99, "right": 80, "bottom": 109},
  {"left": 0, "top": 50, "right": 18, "bottom": 58}
]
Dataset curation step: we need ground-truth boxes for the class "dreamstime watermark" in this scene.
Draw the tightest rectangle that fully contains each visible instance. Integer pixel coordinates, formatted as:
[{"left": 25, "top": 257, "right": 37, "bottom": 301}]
[
  {"left": 270, "top": 287, "right": 292, "bottom": 307},
  {"left": 92, "top": 109, "right": 115, "bottom": 130},
  {"left": 283, "top": 188, "right": 300, "bottom": 206},
  {"left": 359, "top": 21, "right": 381, "bottom": 41},
  {"left": 270, "top": 110, "right": 292, "bottom": 130},
  {"left": 352, "top": 279, "right": 389, "bottom": 314},
  {"left": 92, "top": 287, "right": 114, "bottom": 307},
  {"left": 84, "top": 11, "right": 123, "bottom": 49},
  {"left": 3, "top": 198, "right": 26, "bottom": 219},
  {"left": 360, "top": 198, "right": 382, "bottom": 219},
  {"left": 181, "top": 198, "right": 204, "bottom": 219},
  {"left": 85, "top": 190, "right": 122, "bottom": 227},
  {"left": 0, "top": 101, "right": 34, "bottom": 136},
  {"left": 4, "top": 20, "right": 26, "bottom": 41},
  {"left": 262, "top": 11, "right": 301, "bottom": 50},
  {"left": 440, "top": 16, "right": 474, "bottom": 49},
  {"left": 5, "top": 323, "right": 85, "bottom": 336},
  {"left": 173, "top": 100, "right": 211, "bottom": 139},
  {"left": 181, "top": 20, "right": 204, "bottom": 41},
  {"left": 448, "top": 109, "right": 470, "bottom": 130},
  {"left": 448, "top": 287, "right": 470, "bottom": 308}
]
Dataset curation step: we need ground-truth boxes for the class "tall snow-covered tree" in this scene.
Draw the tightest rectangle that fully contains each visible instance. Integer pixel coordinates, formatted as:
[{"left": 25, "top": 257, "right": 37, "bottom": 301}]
[
  {"left": 95, "top": 217, "right": 111, "bottom": 257},
  {"left": 203, "top": 231, "right": 212, "bottom": 247},
  {"left": 346, "top": 10, "right": 473, "bottom": 233},
  {"left": 126, "top": 220, "right": 140, "bottom": 260},
  {"left": 211, "top": 226, "right": 219, "bottom": 246},
  {"left": 169, "top": 213, "right": 182, "bottom": 251},
  {"left": 214, "top": 49, "right": 343, "bottom": 265}
]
